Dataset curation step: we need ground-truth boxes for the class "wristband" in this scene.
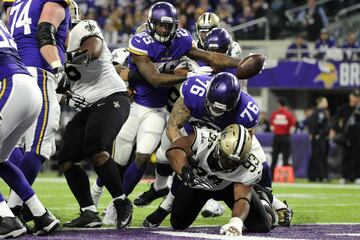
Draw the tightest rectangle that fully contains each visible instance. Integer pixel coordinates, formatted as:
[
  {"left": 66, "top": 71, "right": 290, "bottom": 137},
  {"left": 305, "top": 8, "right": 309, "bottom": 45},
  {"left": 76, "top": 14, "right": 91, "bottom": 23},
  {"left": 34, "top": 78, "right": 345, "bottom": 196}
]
[{"left": 50, "top": 60, "right": 62, "bottom": 69}]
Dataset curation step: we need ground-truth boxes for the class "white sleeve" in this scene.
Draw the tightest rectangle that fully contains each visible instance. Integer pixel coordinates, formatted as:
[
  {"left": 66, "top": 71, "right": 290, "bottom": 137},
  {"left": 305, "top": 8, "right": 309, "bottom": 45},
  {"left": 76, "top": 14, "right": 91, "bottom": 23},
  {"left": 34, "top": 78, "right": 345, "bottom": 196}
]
[
  {"left": 67, "top": 20, "right": 104, "bottom": 52},
  {"left": 230, "top": 41, "right": 242, "bottom": 58}
]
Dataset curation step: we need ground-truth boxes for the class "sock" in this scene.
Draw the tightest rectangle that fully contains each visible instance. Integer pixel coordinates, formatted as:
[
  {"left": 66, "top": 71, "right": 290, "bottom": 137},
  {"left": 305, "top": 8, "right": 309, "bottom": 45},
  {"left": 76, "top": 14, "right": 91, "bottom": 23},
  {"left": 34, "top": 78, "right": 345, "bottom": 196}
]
[
  {"left": 154, "top": 163, "right": 173, "bottom": 191},
  {"left": 122, "top": 161, "right": 147, "bottom": 195},
  {"left": 0, "top": 161, "right": 34, "bottom": 202},
  {"left": 8, "top": 147, "right": 24, "bottom": 167},
  {"left": 7, "top": 190, "right": 23, "bottom": 208},
  {"left": 0, "top": 200, "right": 15, "bottom": 217},
  {"left": 81, "top": 205, "right": 97, "bottom": 213},
  {"left": 19, "top": 152, "right": 44, "bottom": 185},
  {"left": 25, "top": 195, "right": 46, "bottom": 217},
  {"left": 117, "top": 163, "right": 127, "bottom": 181},
  {"left": 96, "top": 178, "right": 104, "bottom": 188},
  {"left": 160, "top": 192, "right": 174, "bottom": 211},
  {"left": 94, "top": 157, "right": 124, "bottom": 198},
  {"left": 170, "top": 174, "right": 182, "bottom": 196},
  {"left": 64, "top": 165, "right": 94, "bottom": 208},
  {"left": 113, "top": 194, "right": 126, "bottom": 201},
  {"left": 272, "top": 196, "right": 287, "bottom": 210}
]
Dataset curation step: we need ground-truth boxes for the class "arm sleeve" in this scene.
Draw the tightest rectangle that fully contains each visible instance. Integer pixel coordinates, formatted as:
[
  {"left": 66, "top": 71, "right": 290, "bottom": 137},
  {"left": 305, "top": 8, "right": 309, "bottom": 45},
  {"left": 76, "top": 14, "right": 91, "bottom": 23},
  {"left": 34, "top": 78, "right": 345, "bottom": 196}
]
[
  {"left": 67, "top": 20, "right": 103, "bottom": 52},
  {"left": 128, "top": 34, "right": 149, "bottom": 56}
]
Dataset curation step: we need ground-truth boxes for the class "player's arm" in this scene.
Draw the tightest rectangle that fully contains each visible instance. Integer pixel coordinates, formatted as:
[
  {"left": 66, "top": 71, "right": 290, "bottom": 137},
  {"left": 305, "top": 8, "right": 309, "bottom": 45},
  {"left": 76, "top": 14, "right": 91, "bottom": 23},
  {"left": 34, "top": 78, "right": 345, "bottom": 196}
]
[
  {"left": 66, "top": 36, "right": 102, "bottom": 65},
  {"left": 131, "top": 54, "right": 187, "bottom": 87},
  {"left": 220, "top": 183, "right": 252, "bottom": 236},
  {"left": 186, "top": 46, "right": 241, "bottom": 68},
  {"left": 166, "top": 134, "right": 195, "bottom": 175},
  {"left": 166, "top": 97, "right": 191, "bottom": 143},
  {"left": 37, "top": 2, "right": 66, "bottom": 69}
]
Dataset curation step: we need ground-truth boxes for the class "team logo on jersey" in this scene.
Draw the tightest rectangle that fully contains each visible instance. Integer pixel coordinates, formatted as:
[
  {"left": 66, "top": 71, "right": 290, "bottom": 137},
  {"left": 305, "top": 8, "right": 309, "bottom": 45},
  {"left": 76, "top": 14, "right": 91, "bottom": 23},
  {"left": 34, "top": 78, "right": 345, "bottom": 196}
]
[
  {"left": 113, "top": 101, "right": 120, "bottom": 108},
  {"left": 85, "top": 22, "right": 96, "bottom": 32}
]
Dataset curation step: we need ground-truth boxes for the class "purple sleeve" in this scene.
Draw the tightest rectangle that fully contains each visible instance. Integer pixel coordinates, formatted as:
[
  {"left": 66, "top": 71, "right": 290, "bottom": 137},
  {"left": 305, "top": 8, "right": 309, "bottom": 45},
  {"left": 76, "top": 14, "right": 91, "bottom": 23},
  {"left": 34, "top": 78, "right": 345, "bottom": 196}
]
[
  {"left": 236, "top": 92, "right": 260, "bottom": 129},
  {"left": 176, "top": 28, "right": 193, "bottom": 54},
  {"left": 128, "top": 33, "right": 151, "bottom": 56},
  {"left": 181, "top": 76, "right": 204, "bottom": 111}
]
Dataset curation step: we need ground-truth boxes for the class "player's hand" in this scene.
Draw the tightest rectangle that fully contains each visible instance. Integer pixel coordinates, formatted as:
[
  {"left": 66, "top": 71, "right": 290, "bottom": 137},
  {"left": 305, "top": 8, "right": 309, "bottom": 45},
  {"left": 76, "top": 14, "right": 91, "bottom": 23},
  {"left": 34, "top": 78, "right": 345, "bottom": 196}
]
[
  {"left": 220, "top": 217, "right": 243, "bottom": 236},
  {"left": 65, "top": 92, "right": 89, "bottom": 110},
  {"left": 54, "top": 66, "right": 70, "bottom": 94},
  {"left": 192, "top": 177, "right": 216, "bottom": 190},
  {"left": 180, "top": 166, "right": 195, "bottom": 186},
  {"left": 66, "top": 49, "right": 91, "bottom": 66},
  {"left": 187, "top": 66, "right": 213, "bottom": 78}
]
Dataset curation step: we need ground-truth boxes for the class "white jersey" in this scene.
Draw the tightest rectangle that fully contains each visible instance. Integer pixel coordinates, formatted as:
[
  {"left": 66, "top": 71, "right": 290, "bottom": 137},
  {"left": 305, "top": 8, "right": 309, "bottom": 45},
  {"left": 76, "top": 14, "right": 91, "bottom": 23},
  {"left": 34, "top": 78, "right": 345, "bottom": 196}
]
[
  {"left": 189, "top": 127, "right": 263, "bottom": 191},
  {"left": 67, "top": 20, "right": 127, "bottom": 104}
]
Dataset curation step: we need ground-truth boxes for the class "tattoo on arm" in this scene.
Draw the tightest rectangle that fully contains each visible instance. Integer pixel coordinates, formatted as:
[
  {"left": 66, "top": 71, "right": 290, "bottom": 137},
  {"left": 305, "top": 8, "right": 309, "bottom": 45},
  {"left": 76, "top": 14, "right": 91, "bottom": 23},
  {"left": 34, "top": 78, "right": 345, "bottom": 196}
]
[{"left": 166, "top": 97, "right": 191, "bottom": 142}]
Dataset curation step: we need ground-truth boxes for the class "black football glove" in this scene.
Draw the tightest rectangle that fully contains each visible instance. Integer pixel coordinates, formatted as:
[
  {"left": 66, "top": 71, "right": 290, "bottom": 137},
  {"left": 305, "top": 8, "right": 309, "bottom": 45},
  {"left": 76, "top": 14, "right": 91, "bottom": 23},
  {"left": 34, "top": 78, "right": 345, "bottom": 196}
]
[
  {"left": 66, "top": 49, "right": 91, "bottom": 66},
  {"left": 181, "top": 166, "right": 195, "bottom": 187},
  {"left": 54, "top": 66, "right": 70, "bottom": 94}
]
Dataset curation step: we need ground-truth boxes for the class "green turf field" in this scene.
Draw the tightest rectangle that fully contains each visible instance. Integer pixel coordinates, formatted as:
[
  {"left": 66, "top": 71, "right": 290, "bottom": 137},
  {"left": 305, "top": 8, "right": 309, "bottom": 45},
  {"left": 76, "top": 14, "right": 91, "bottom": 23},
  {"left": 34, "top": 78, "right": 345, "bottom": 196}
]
[{"left": 1, "top": 173, "right": 360, "bottom": 227}]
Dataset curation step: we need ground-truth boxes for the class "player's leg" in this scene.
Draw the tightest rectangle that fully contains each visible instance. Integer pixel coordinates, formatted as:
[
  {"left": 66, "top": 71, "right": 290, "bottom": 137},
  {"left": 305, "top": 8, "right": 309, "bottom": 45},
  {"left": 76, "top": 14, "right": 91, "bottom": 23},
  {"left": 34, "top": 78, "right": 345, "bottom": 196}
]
[
  {"left": 85, "top": 92, "right": 132, "bottom": 229},
  {"left": 270, "top": 136, "right": 280, "bottom": 177},
  {"left": 91, "top": 103, "right": 139, "bottom": 207},
  {"left": 59, "top": 111, "right": 101, "bottom": 228},
  {"left": 143, "top": 174, "right": 182, "bottom": 227},
  {"left": 122, "top": 105, "right": 167, "bottom": 196},
  {"left": 170, "top": 183, "right": 210, "bottom": 230},
  {"left": 0, "top": 74, "right": 59, "bottom": 235},
  {"left": 133, "top": 129, "right": 172, "bottom": 207},
  {"left": 0, "top": 192, "right": 27, "bottom": 239}
]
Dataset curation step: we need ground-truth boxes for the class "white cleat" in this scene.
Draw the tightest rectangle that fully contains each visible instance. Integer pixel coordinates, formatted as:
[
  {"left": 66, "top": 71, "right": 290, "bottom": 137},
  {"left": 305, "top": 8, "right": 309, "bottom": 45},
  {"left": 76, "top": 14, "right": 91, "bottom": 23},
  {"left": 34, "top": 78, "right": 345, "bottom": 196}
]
[{"left": 201, "top": 199, "right": 225, "bottom": 218}]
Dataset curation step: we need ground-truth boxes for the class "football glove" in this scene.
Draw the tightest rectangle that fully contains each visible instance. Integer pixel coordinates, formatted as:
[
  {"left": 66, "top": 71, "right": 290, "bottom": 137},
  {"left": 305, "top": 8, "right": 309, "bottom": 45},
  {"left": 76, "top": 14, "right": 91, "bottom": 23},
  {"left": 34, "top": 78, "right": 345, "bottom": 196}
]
[
  {"left": 66, "top": 49, "right": 92, "bottom": 66},
  {"left": 193, "top": 177, "right": 217, "bottom": 190},
  {"left": 180, "top": 166, "right": 195, "bottom": 187},
  {"left": 66, "top": 93, "right": 89, "bottom": 110},
  {"left": 54, "top": 66, "right": 70, "bottom": 94},
  {"left": 220, "top": 217, "right": 243, "bottom": 236},
  {"left": 187, "top": 66, "right": 213, "bottom": 78}
]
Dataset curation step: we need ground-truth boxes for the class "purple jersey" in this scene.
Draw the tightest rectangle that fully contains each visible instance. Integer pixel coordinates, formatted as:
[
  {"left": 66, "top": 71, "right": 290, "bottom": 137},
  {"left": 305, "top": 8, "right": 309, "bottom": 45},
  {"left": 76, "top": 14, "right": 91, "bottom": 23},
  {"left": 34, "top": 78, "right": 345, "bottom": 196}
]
[
  {"left": 181, "top": 75, "right": 260, "bottom": 133},
  {"left": 0, "top": 20, "right": 29, "bottom": 80},
  {"left": 8, "top": 0, "right": 71, "bottom": 72},
  {"left": 128, "top": 28, "right": 192, "bottom": 108}
]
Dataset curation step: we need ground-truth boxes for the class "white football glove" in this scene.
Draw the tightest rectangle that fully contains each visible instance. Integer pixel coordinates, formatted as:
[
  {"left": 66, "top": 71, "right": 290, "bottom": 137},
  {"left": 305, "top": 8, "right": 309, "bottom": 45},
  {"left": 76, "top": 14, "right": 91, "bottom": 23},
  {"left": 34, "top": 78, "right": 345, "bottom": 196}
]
[
  {"left": 187, "top": 66, "right": 213, "bottom": 78},
  {"left": 193, "top": 177, "right": 217, "bottom": 190},
  {"left": 220, "top": 217, "right": 243, "bottom": 236}
]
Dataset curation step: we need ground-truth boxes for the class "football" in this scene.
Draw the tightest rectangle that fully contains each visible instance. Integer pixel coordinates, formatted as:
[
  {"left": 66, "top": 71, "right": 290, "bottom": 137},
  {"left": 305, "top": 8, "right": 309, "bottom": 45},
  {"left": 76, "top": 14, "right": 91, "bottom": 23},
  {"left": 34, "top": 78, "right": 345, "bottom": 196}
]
[{"left": 236, "top": 53, "right": 266, "bottom": 79}]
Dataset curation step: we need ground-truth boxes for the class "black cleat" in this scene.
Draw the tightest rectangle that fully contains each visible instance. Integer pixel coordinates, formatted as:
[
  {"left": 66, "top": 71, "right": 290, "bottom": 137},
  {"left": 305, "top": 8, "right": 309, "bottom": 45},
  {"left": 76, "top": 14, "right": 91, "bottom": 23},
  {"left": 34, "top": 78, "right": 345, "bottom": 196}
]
[
  {"left": 10, "top": 206, "right": 32, "bottom": 233},
  {"left": 143, "top": 207, "right": 169, "bottom": 228},
  {"left": 33, "top": 211, "right": 60, "bottom": 236},
  {"left": 0, "top": 216, "right": 27, "bottom": 239},
  {"left": 63, "top": 210, "right": 101, "bottom": 228},
  {"left": 276, "top": 201, "right": 293, "bottom": 227},
  {"left": 113, "top": 198, "right": 133, "bottom": 229},
  {"left": 134, "top": 183, "right": 169, "bottom": 207}
]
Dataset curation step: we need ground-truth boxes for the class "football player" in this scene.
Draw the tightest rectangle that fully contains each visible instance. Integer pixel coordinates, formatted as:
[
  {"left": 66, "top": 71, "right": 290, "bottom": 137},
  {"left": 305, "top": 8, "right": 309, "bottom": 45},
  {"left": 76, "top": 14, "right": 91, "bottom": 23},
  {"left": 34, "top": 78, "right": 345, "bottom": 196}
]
[
  {"left": 4, "top": 0, "right": 72, "bottom": 219},
  {"left": 167, "top": 124, "right": 275, "bottom": 236},
  {"left": 0, "top": 19, "right": 59, "bottom": 237},
  {"left": 114, "top": 1, "right": 242, "bottom": 202},
  {"left": 57, "top": 19, "right": 131, "bottom": 230}
]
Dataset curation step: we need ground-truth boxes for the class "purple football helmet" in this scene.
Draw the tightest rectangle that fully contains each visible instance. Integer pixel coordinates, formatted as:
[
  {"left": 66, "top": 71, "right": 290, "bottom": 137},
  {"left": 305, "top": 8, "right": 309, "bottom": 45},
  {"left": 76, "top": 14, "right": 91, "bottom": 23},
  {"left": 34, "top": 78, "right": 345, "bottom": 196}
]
[
  {"left": 206, "top": 72, "right": 241, "bottom": 116},
  {"left": 147, "top": 2, "right": 178, "bottom": 43},
  {"left": 204, "top": 28, "right": 231, "bottom": 54}
]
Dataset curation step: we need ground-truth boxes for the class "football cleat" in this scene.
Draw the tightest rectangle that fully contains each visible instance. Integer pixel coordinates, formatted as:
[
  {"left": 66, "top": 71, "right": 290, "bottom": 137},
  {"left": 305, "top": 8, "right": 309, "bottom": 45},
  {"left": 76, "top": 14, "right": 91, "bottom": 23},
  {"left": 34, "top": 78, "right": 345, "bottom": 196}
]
[
  {"left": 201, "top": 199, "right": 225, "bottom": 218},
  {"left": 10, "top": 206, "right": 32, "bottom": 233},
  {"left": 113, "top": 198, "right": 133, "bottom": 229},
  {"left": 143, "top": 207, "right": 170, "bottom": 228},
  {"left": 63, "top": 210, "right": 101, "bottom": 228},
  {"left": 102, "top": 202, "right": 116, "bottom": 226},
  {"left": 33, "top": 211, "right": 60, "bottom": 236},
  {"left": 0, "top": 216, "right": 27, "bottom": 239},
  {"left": 276, "top": 201, "right": 293, "bottom": 227},
  {"left": 134, "top": 183, "right": 169, "bottom": 207},
  {"left": 90, "top": 181, "right": 104, "bottom": 207}
]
